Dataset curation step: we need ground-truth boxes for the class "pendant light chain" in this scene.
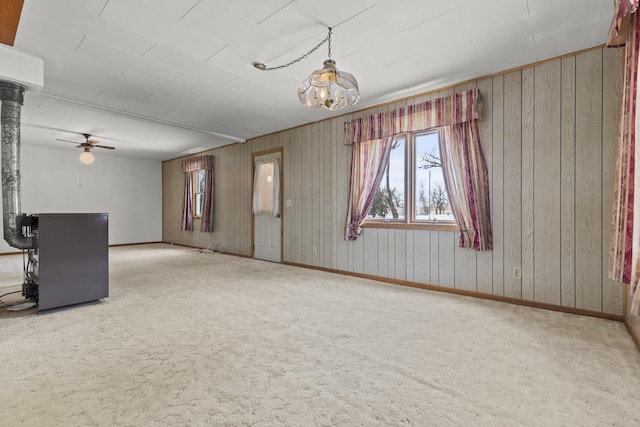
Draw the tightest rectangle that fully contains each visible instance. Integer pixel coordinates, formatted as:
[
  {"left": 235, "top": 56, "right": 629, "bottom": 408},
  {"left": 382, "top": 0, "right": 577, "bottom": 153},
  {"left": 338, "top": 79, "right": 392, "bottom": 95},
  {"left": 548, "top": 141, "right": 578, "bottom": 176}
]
[
  {"left": 252, "top": 26, "right": 359, "bottom": 110},
  {"left": 253, "top": 28, "right": 333, "bottom": 71}
]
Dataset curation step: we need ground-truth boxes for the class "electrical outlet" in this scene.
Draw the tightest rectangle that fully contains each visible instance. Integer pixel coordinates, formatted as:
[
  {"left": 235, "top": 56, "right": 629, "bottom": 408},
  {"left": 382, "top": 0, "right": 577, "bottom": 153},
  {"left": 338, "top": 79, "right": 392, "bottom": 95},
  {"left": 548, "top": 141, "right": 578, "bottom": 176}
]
[
  {"left": 512, "top": 267, "right": 522, "bottom": 280},
  {"left": 313, "top": 245, "right": 318, "bottom": 254}
]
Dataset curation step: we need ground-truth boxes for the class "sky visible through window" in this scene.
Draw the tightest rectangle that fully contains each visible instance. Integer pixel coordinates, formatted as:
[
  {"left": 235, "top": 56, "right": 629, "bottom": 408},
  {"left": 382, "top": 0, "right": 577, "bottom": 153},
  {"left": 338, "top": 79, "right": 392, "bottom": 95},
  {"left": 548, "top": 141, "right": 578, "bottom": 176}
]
[
  {"left": 372, "top": 132, "right": 451, "bottom": 221},
  {"left": 415, "top": 133, "right": 448, "bottom": 220}
]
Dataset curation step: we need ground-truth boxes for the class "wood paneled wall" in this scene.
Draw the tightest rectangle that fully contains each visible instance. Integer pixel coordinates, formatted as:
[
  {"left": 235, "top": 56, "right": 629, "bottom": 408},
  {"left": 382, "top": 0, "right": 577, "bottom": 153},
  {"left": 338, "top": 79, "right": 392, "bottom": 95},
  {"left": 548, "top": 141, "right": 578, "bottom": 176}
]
[
  {"left": 163, "top": 142, "right": 253, "bottom": 253},
  {"left": 163, "top": 46, "right": 626, "bottom": 316}
]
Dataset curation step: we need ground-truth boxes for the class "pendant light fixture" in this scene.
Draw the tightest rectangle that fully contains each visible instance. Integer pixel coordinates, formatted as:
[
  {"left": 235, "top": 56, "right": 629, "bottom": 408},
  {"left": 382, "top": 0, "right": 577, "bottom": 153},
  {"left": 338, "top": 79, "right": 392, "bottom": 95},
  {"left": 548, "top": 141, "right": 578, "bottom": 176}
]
[{"left": 252, "top": 27, "right": 359, "bottom": 111}]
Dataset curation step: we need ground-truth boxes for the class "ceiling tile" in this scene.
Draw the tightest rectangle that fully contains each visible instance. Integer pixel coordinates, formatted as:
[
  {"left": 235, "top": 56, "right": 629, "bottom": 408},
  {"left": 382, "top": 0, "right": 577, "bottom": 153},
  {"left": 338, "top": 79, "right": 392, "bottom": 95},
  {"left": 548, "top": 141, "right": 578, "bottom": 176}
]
[
  {"left": 56, "top": 54, "right": 126, "bottom": 86},
  {"left": 143, "top": 43, "right": 239, "bottom": 86},
  {"left": 126, "top": 93, "right": 176, "bottom": 117},
  {"left": 142, "top": 0, "right": 201, "bottom": 19},
  {"left": 100, "top": 0, "right": 228, "bottom": 61},
  {"left": 218, "top": 0, "right": 294, "bottom": 25},
  {"left": 18, "top": 0, "right": 156, "bottom": 56},
  {"left": 169, "top": 74, "right": 246, "bottom": 105},
  {"left": 527, "top": 0, "right": 612, "bottom": 38},
  {"left": 533, "top": 20, "right": 604, "bottom": 61},
  {"left": 377, "top": 0, "right": 455, "bottom": 32},
  {"left": 42, "top": 81, "right": 103, "bottom": 104},
  {"left": 116, "top": 70, "right": 199, "bottom": 103},
  {"left": 463, "top": 20, "right": 536, "bottom": 70},
  {"left": 64, "top": 0, "right": 109, "bottom": 15},
  {"left": 207, "top": 44, "right": 297, "bottom": 89},
  {"left": 294, "top": 0, "right": 377, "bottom": 27},
  {"left": 94, "top": 87, "right": 153, "bottom": 112},
  {"left": 75, "top": 37, "right": 183, "bottom": 83},
  {"left": 181, "top": 0, "right": 277, "bottom": 56},
  {"left": 452, "top": 0, "right": 529, "bottom": 33},
  {"left": 401, "top": 11, "right": 478, "bottom": 66},
  {"left": 15, "top": 14, "right": 85, "bottom": 53}
]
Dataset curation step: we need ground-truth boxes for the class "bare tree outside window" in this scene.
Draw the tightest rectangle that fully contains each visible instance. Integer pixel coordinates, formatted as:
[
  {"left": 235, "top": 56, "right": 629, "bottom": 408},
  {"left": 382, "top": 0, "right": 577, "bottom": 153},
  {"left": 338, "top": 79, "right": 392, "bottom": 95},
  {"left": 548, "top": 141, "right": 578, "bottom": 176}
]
[
  {"left": 366, "top": 131, "right": 453, "bottom": 224},
  {"left": 417, "top": 181, "right": 430, "bottom": 215},
  {"left": 419, "top": 150, "right": 442, "bottom": 170},
  {"left": 382, "top": 139, "right": 403, "bottom": 219},
  {"left": 430, "top": 183, "right": 449, "bottom": 214},
  {"left": 368, "top": 138, "right": 405, "bottom": 220}
]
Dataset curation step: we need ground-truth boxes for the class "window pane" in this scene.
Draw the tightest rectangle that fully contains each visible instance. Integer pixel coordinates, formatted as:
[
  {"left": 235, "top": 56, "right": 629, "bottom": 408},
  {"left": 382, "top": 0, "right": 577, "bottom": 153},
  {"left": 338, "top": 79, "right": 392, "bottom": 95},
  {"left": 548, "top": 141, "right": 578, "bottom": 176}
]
[
  {"left": 195, "top": 194, "right": 204, "bottom": 217},
  {"left": 259, "top": 162, "right": 274, "bottom": 213},
  {"left": 368, "top": 138, "right": 405, "bottom": 220},
  {"left": 414, "top": 133, "right": 452, "bottom": 222},
  {"left": 196, "top": 170, "right": 206, "bottom": 193},
  {"left": 193, "top": 169, "right": 206, "bottom": 217}
]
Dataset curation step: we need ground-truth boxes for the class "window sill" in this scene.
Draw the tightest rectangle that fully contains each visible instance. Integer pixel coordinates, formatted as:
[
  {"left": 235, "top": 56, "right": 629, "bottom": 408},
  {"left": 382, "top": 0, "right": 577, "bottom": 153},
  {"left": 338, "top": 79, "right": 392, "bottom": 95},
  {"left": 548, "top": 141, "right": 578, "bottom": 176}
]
[{"left": 362, "top": 221, "right": 459, "bottom": 232}]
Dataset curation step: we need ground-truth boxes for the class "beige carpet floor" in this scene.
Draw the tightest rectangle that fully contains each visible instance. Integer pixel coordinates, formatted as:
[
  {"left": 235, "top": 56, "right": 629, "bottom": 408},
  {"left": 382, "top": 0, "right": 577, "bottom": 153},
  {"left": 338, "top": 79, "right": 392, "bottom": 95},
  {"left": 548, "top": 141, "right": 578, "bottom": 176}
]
[{"left": 1, "top": 243, "right": 639, "bottom": 426}]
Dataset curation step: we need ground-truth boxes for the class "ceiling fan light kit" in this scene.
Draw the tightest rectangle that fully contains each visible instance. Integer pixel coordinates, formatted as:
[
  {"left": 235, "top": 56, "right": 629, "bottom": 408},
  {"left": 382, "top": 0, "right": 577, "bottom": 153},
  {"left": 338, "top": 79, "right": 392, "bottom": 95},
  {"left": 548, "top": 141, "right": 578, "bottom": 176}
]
[
  {"left": 55, "top": 132, "right": 115, "bottom": 164},
  {"left": 253, "top": 27, "right": 359, "bottom": 111},
  {"left": 79, "top": 148, "right": 94, "bottom": 165}
]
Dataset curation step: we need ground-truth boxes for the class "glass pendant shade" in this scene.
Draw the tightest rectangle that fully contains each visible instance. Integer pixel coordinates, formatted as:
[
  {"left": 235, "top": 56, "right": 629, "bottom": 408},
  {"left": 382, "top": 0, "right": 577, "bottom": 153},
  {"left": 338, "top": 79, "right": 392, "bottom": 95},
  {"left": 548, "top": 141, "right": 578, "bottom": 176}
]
[
  {"left": 80, "top": 149, "right": 94, "bottom": 164},
  {"left": 298, "top": 60, "right": 359, "bottom": 110}
]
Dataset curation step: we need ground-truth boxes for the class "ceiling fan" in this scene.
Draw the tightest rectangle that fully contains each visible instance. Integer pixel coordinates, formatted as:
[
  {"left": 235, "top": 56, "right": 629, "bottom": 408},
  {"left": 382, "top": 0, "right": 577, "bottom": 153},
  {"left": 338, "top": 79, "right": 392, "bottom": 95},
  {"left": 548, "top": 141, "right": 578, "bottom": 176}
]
[{"left": 55, "top": 133, "right": 115, "bottom": 164}]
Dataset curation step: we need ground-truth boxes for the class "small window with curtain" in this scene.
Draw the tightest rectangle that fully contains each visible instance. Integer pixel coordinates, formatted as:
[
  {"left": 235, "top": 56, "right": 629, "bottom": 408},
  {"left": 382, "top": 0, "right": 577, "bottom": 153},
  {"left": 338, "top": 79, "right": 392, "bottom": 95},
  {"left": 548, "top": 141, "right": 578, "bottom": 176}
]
[
  {"left": 367, "top": 136, "right": 406, "bottom": 220},
  {"left": 193, "top": 169, "right": 206, "bottom": 218},
  {"left": 256, "top": 162, "right": 274, "bottom": 213},
  {"left": 366, "top": 131, "right": 454, "bottom": 226}
]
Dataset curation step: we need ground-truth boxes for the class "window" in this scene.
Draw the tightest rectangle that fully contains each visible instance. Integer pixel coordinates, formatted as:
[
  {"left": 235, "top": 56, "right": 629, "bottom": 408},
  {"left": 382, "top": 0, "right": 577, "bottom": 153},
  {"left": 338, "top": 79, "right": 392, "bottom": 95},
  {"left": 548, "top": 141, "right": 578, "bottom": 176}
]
[
  {"left": 193, "top": 169, "right": 206, "bottom": 218},
  {"left": 254, "top": 161, "right": 274, "bottom": 213},
  {"left": 366, "top": 131, "right": 454, "bottom": 225}
]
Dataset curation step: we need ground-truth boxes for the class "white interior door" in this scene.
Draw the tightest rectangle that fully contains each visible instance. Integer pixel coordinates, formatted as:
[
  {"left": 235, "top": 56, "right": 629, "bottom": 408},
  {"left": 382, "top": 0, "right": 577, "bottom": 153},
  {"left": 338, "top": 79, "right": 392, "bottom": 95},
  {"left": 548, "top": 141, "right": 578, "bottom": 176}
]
[{"left": 253, "top": 153, "right": 281, "bottom": 262}]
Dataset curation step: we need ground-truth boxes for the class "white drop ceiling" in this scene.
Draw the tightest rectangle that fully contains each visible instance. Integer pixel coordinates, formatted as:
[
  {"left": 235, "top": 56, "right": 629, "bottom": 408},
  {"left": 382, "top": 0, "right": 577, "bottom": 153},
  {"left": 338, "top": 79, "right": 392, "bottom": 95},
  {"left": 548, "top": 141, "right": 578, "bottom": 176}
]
[{"left": 10, "top": 0, "right": 614, "bottom": 161}]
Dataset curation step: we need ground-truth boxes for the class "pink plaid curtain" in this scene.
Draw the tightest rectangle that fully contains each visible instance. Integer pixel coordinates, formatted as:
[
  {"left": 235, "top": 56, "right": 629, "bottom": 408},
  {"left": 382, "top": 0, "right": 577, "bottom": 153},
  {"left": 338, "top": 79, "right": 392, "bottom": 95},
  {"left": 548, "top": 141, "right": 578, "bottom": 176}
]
[
  {"left": 181, "top": 155, "right": 214, "bottom": 233},
  {"left": 439, "top": 121, "right": 492, "bottom": 251},
  {"left": 181, "top": 172, "right": 194, "bottom": 231},
  {"left": 344, "top": 89, "right": 482, "bottom": 146},
  {"left": 343, "top": 89, "right": 491, "bottom": 250},
  {"left": 344, "top": 137, "right": 394, "bottom": 240},
  {"left": 608, "top": 2, "right": 640, "bottom": 314}
]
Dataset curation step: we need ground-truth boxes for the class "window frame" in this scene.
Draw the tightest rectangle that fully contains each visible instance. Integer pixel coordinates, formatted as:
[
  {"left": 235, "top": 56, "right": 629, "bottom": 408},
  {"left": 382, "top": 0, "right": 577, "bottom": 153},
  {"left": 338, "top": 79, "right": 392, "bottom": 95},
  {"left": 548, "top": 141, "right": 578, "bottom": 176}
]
[
  {"left": 363, "top": 130, "right": 458, "bottom": 231},
  {"left": 192, "top": 169, "right": 206, "bottom": 219}
]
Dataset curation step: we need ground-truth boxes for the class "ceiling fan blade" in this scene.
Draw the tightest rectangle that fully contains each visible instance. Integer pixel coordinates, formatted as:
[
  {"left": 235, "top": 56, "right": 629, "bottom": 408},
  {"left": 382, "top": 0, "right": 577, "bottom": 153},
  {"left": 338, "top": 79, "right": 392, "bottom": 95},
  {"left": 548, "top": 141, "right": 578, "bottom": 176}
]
[
  {"left": 55, "top": 138, "right": 83, "bottom": 145},
  {"left": 94, "top": 144, "right": 115, "bottom": 150}
]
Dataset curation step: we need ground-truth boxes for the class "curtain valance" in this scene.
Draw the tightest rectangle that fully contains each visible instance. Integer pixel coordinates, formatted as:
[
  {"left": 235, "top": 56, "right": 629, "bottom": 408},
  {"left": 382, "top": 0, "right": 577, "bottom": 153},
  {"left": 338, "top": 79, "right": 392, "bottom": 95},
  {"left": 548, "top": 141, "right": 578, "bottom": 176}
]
[
  {"left": 182, "top": 155, "right": 214, "bottom": 172},
  {"left": 343, "top": 89, "right": 482, "bottom": 146}
]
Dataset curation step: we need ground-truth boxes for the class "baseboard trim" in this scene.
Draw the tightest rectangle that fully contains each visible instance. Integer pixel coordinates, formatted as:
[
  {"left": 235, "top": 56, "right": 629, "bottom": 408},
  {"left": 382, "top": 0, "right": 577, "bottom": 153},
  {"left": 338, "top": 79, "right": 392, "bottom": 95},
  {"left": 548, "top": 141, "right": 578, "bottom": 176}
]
[
  {"left": 0, "top": 251, "right": 22, "bottom": 256},
  {"left": 109, "top": 241, "right": 163, "bottom": 247},
  {"left": 283, "top": 261, "right": 625, "bottom": 323}
]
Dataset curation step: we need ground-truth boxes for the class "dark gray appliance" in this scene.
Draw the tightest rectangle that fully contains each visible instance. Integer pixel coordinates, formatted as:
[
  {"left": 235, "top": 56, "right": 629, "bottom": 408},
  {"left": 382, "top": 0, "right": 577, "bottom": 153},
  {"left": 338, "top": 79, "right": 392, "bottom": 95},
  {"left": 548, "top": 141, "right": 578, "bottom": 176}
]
[{"left": 24, "top": 213, "right": 109, "bottom": 312}]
